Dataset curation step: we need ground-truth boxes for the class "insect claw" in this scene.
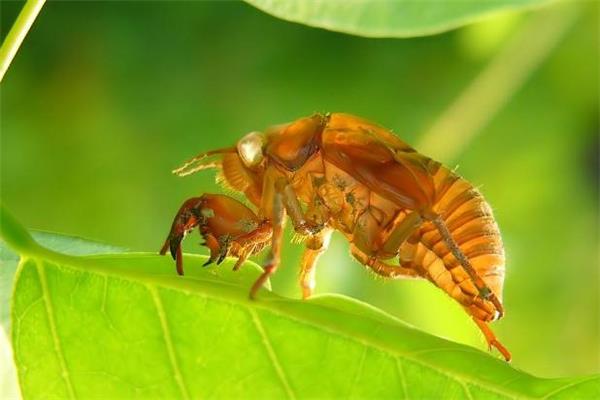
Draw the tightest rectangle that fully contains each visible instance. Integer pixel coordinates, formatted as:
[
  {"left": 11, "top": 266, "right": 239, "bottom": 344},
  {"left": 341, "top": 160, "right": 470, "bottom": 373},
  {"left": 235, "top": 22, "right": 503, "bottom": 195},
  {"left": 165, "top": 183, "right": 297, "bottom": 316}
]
[
  {"left": 160, "top": 231, "right": 185, "bottom": 275},
  {"left": 472, "top": 317, "right": 511, "bottom": 361},
  {"left": 159, "top": 239, "right": 169, "bottom": 256},
  {"left": 490, "top": 295, "right": 505, "bottom": 319},
  {"left": 216, "top": 246, "right": 230, "bottom": 265},
  {"left": 233, "top": 249, "right": 250, "bottom": 271},
  {"left": 169, "top": 237, "right": 182, "bottom": 261},
  {"left": 233, "top": 258, "right": 244, "bottom": 271},
  {"left": 492, "top": 339, "right": 512, "bottom": 362},
  {"left": 214, "top": 235, "right": 232, "bottom": 266},
  {"left": 175, "top": 244, "right": 184, "bottom": 275}
]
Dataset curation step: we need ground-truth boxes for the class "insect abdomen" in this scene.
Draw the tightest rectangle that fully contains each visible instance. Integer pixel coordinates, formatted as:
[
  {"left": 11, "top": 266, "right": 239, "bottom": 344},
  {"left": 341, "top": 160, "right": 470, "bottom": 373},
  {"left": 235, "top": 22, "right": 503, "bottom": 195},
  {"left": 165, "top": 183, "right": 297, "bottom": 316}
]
[{"left": 401, "top": 161, "right": 505, "bottom": 321}]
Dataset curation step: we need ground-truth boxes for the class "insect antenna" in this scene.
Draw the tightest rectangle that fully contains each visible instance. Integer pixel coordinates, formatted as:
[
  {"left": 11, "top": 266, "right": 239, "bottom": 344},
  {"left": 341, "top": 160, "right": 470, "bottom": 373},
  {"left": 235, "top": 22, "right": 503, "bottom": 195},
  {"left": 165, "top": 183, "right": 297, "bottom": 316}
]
[{"left": 172, "top": 147, "right": 236, "bottom": 177}]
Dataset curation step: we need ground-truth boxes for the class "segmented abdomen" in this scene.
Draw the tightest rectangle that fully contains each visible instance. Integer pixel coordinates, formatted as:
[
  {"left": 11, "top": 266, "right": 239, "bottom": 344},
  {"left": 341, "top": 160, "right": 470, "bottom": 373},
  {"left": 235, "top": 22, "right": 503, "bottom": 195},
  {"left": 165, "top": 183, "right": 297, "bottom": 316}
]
[{"left": 400, "top": 160, "right": 505, "bottom": 321}]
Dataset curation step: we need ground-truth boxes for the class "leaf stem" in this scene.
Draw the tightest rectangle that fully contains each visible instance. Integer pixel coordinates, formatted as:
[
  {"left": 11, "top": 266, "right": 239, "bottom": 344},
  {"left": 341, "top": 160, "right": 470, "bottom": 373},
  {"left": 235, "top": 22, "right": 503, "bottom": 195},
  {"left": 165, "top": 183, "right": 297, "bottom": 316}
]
[
  {"left": 0, "top": 203, "right": 39, "bottom": 256},
  {"left": 0, "top": 0, "right": 46, "bottom": 83},
  {"left": 0, "top": 203, "right": 75, "bottom": 264}
]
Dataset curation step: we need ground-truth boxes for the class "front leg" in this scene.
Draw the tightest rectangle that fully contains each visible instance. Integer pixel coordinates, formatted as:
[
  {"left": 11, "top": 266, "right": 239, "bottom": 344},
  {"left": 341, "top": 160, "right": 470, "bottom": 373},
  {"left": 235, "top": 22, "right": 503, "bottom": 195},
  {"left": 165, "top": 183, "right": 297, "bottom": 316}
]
[
  {"left": 160, "top": 194, "right": 271, "bottom": 275},
  {"left": 249, "top": 188, "right": 285, "bottom": 299},
  {"left": 160, "top": 197, "right": 205, "bottom": 275},
  {"left": 250, "top": 174, "right": 324, "bottom": 299}
]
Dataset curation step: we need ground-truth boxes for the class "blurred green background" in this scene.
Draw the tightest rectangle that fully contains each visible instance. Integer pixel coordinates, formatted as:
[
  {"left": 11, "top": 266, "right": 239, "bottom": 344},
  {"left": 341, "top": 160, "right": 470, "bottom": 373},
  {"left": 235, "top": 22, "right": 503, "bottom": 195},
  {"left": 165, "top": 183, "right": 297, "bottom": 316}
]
[{"left": 1, "top": 0, "right": 597, "bottom": 379}]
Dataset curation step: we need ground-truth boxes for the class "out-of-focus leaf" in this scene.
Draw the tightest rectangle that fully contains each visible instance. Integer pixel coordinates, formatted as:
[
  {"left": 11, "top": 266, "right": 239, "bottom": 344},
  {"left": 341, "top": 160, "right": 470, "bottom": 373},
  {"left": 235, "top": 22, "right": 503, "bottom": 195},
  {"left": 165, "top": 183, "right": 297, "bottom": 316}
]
[
  {"left": 2, "top": 206, "right": 598, "bottom": 398},
  {"left": 243, "top": 0, "right": 553, "bottom": 38}
]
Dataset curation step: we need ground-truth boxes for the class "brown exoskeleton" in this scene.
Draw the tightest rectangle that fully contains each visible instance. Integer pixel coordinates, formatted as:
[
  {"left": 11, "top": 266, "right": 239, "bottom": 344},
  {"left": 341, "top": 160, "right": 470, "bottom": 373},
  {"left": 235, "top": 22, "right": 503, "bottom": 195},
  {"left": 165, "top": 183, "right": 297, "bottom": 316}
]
[{"left": 160, "top": 113, "right": 511, "bottom": 361}]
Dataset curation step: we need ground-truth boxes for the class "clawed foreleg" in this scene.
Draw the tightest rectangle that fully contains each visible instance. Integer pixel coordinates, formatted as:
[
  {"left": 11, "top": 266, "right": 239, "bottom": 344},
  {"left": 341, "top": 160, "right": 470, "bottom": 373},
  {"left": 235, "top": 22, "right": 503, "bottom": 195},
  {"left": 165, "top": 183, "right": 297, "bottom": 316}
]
[{"left": 160, "top": 194, "right": 271, "bottom": 275}]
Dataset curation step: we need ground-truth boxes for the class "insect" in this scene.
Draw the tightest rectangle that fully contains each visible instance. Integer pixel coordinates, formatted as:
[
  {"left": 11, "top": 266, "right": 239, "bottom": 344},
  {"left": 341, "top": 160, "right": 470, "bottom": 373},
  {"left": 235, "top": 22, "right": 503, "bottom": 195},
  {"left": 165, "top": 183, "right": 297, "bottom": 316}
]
[{"left": 160, "top": 113, "right": 511, "bottom": 361}]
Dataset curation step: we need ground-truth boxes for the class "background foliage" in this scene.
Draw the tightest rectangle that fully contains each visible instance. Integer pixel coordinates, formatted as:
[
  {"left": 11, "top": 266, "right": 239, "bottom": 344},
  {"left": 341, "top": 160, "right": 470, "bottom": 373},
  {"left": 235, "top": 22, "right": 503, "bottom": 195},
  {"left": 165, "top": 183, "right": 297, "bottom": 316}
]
[{"left": 1, "top": 0, "right": 598, "bottom": 383}]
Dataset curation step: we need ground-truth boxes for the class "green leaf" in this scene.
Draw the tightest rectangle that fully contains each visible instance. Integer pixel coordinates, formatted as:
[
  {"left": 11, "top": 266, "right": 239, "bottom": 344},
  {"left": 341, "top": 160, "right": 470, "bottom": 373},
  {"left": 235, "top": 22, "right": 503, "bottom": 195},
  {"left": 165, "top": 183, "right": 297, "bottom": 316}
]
[
  {"left": 2, "top": 206, "right": 599, "bottom": 398},
  {"left": 1, "top": 231, "right": 124, "bottom": 331},
  {"left": 243, "top": 0, "right": 553, "bottom": 38},
  {"left": 0, "top": 212, "right": 126, "bottom": 400}
]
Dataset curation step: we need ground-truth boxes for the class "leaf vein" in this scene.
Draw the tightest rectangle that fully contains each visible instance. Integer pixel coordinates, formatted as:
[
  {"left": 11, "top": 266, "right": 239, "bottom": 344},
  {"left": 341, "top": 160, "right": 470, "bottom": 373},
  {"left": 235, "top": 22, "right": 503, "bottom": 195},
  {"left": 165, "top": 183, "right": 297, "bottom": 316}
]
[
  {"left": 540, "top": 375, "right": 600, "bottom": 399},
  {"left": 16, "top": 296, "right": 43, "bottom": 323},
  {"left": 395, "top": 358, "right": 408, "bottom": 399},
  {"left": 249, "top": 308, "right": 296, "bottom": 400},
  {"left": 148, "top": 285, "right": 191, "bottom": 400},
  {"left": 348, "top": 346, "right": 368, "bottom": 398},
  {"left": 35, "top": 261, "right": 76, "bottom": 399},
  {"left": 461, "top": 382, "right": 475, "bottom": 400}
]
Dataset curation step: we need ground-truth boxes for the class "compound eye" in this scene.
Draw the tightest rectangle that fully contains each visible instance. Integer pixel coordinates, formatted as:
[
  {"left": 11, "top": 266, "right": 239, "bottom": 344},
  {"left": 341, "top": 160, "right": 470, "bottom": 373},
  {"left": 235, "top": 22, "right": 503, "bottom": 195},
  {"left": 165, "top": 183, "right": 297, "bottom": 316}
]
[{"left": 237, "top": 131, "right": 265, "bottom": 168}]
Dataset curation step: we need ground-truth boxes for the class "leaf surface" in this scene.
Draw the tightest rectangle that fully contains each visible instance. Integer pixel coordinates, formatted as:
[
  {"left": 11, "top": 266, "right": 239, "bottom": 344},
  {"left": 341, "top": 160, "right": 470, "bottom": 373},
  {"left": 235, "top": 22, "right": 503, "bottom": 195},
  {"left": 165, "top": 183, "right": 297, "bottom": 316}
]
[
  {"left": 1, "top": 230, "right": 125, "bottom": 400},
  {"left": 243, "top": 0, "right": 553, "bottom": 38},
  {"left": 2, "top": 206, "right": 598, "bottom": 399},
  {"left": 1, "top": 231, "right": 124, "bottom": 330}
]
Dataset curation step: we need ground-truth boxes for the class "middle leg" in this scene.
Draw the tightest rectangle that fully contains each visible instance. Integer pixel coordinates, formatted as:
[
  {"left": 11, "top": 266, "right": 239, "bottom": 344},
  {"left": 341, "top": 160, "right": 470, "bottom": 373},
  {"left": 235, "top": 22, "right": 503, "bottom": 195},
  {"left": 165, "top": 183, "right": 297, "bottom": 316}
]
[
  {"left": 299, "top": 228, "right": 333, "bottom": 299},
  {"left": 280, "top": 180, "right": 324, "bottom": 236}
]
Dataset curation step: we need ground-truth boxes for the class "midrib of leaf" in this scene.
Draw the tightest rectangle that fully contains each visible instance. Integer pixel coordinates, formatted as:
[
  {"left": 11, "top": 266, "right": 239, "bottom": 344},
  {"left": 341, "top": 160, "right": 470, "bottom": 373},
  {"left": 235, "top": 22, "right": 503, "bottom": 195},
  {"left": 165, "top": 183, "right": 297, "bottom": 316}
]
[
  {"left": 19, "top": 253, "right": 593, "bottom": 400},
  {"left": 34, "top": 259, "right": 76, "bottom": 399}
]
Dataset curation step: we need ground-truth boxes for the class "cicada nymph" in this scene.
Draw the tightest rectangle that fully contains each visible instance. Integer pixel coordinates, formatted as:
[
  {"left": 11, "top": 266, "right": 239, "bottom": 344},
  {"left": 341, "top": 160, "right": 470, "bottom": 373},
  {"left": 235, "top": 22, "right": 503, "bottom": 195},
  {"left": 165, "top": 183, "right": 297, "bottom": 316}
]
[{"left": 160, "top": 113, "right": 510, "bottom": 361}]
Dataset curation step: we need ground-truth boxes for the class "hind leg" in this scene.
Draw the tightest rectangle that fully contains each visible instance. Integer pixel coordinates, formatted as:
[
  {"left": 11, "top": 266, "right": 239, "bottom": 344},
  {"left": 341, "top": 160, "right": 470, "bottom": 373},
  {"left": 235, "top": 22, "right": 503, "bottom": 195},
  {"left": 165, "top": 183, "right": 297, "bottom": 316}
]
[
  {"left": 351, "top": 209, "right": 510, "bottom": 361},
  {"left": 350, "top": 245, "right": 420, "bottom": 279},
  {"left": 473, "top": 317, "right": 511, "bottom": 361},
  {"left": 350, "top": 209, "right": 422, "bottom": 279},
  {"left": 426, "top": 212, "right": 504, "bottom": 317}
]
